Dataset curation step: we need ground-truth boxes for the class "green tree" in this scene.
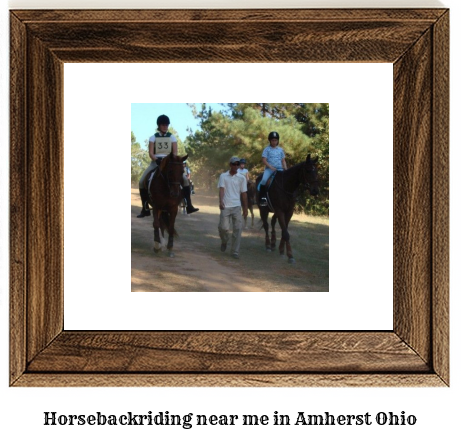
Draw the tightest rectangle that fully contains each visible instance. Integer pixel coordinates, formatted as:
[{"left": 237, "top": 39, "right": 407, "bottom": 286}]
[
  {"left": 169, "top": 126, "right": 187, "bottom": 156},
  {"left": 183, "top": 104, "right": 236, "bottom": 189},
  {"left": 131, "top": 131, "right": 149, "bottom": 185},
  {"left": 185, "top": 103, "right": 329, "bottom": 215}
]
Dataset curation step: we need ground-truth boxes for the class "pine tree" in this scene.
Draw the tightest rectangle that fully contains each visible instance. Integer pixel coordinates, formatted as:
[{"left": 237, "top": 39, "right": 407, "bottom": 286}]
[
  {"left": 131, "top": 132, "right": 150, "bottom": 185},
  {"left": 185, "top": 103, "right": 329, "bottom": 215}
]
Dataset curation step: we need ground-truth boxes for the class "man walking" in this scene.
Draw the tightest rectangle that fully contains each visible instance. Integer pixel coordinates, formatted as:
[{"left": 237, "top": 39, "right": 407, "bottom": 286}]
[{"left": 218, "top": 156, "right": 248, "bottom": 259}]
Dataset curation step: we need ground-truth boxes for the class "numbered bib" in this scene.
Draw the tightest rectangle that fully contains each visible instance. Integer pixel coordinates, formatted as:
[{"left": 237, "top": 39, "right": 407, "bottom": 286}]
[{"left": 154, "top": 133, "right": 173, "bottom": 155}]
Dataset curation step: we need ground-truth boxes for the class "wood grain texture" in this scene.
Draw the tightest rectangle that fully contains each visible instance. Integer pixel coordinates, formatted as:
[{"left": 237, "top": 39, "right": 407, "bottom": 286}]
[
  {"left": 24, "top": 21, "right": 435, "bottom": 63},
  {"left": 9, "top": 9, "right": 449, "bottom": 387},
  {"left": 393, "top": 28, "right": 433, "bottom": 363},
  {"left": 14, "top": 374, "right": 447, "bottom": 388},
  {"left": 9, "top": 12, "right": 27, "bottom": 384},
  {"left": 26, "top": 34, "right": 64, "bottom": 361},
  {"left": 27, "top": 332, "right": 428, "bottom": 373},
  {"left": 12, "top": 9, "right": 447, "bottom": 22},
  {"left": 432, "top": 11, "right": 450, "bottom": 385}
]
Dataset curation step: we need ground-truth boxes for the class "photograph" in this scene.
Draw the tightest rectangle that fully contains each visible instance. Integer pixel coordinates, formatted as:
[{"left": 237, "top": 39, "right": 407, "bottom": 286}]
[
  {"left": 131, "top": 103, "right": 329, "bottom": 292},
  {"left": 2, "top": 2, "right": 457, "bottom": 435}
]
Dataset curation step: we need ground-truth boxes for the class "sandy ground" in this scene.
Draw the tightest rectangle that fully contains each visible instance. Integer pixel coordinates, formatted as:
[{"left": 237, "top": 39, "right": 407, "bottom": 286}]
[{"left": 131, "top": 189, "right": 329, "bottom": 292}]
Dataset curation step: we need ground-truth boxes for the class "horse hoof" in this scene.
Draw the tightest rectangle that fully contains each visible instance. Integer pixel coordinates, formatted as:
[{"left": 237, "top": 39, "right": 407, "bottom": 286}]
[
  {"left": 288, "top": 258, "right": 296, "bottom": 264},
  {"left": 153, "top": 248, "right": 161, "bottom": 253},
  {"left": 266, "top": 248, "right": 272, "bottom": 253},
  {"left": 168, "top": 251, "right": 175, "bottom": 258}
]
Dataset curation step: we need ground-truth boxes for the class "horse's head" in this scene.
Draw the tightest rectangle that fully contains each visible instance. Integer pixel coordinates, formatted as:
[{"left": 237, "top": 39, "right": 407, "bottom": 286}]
[
  {"left": 302, "top": 154, "right": 320, "bottom": 196},
  {"left": 161, "top": 152, "right": 188, "bottom": 198}
]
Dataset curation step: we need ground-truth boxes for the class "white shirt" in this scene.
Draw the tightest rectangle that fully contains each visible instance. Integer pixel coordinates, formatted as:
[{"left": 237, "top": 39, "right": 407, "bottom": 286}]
[
  {"left": 237, "top": 168, "right": 248, "bottom": 177},
  {"left": 218, "top": 171, "right": 247, "bottom": 208},
  {"left": 148, "top": 133, "right": 177, "bottom": 157}
]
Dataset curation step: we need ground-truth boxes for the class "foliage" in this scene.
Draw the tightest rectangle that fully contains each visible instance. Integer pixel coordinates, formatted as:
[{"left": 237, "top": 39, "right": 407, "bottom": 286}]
[
  {"left": 131, "top": 131, "right": 149, "bottom": 185},
  {"left": 184, "top": 103, "right": 329, "bottom": 215}
]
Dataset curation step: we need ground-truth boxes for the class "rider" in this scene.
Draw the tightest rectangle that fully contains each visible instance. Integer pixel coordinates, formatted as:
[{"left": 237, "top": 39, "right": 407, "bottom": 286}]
[
  {"left": 182, "top": 161, "right": 199, "bottom": 214},
  {"left": 258, "top": 131, "right": 287, "bottom": 206},
  {"left": 237, "top": 158, "right": 250, "bottom": 182},
  {"left": 137, "top": 114, "right": 178, "bottom": 218}
]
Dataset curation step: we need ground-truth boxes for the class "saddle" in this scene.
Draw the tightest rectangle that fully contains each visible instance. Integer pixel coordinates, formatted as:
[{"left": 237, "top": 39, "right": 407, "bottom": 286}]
[
  {"left": 147, "top": 167, "right": 158, "bottom": 192},
  {"left": 139, "top": 168, "right": 158, "bottom": 212},
  {"left": 266, "top": 172, "right": 277, "bottom": 187}
]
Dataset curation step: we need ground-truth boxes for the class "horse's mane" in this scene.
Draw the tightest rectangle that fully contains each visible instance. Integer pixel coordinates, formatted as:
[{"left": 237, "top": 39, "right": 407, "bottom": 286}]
[
  {"left": 277, "top": 161, "right": 305, "bottom": 181},
  {"left": 159, "top": 154, "right": 171, "bottom": 172},
  {"left": 282, "top": 161, "right": 305, "bottom": 174}
]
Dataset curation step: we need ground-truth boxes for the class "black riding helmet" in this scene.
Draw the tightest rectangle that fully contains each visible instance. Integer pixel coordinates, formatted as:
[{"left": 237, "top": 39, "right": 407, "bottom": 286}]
[
  {"left": 240, "top": 158, "right": 246, "bottom": 164},
  {"left": 157, "top": 114, "right": 170, "bottom": 126},
  {"left": 268, "top": 131, "right": 280, "bottom": 141}
]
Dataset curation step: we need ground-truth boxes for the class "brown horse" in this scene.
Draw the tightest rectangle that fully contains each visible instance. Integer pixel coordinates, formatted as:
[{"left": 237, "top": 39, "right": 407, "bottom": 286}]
[
  {"left": 256, "top": 154, "right": 319, "bottom": 263},
  {"left": 244, "top": 180, "right": 257, "bottom": 228},
  {"left": 148, "top": 152, "right": 188, "bottom": 257}
]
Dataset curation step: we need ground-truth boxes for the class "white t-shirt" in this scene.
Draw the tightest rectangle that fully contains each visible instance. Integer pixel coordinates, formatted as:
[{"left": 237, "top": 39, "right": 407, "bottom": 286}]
[
  {"left": 148, "top": 133, "right": 177, "bottom": 158},
  {"left": 217, "top": 171, "right": 247, "bottom": 208},
  {"left": 237, "top": 168, "right": 248, "bottom": 178}
]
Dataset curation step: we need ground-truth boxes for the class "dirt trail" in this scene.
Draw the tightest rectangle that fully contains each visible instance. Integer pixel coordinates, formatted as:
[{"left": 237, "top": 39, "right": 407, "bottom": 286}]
[{"left": 131, "top": 189, "right": 329, "bottom": 292}]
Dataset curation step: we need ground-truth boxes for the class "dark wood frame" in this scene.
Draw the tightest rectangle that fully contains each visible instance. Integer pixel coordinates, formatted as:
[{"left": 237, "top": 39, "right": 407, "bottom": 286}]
[{"left": 10, "top": 9, "right": 449, "bottom": 387}]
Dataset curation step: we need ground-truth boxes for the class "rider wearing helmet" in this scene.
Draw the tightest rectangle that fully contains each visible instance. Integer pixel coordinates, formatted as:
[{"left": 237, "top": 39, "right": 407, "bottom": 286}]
[
  {"left": 258, "top": 131, "right": 287, "bottom": 207},
  {"left": 137, "top": 114, "right": 178, "bottom": 218},
  {"left": 237, "top": 158, "right": 250, "bottom": 182}
]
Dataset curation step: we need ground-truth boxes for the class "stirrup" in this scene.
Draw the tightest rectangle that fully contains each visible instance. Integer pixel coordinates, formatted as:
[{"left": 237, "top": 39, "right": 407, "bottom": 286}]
[{"left": 259, "top": 197, "right": 268, "bottom": 207}]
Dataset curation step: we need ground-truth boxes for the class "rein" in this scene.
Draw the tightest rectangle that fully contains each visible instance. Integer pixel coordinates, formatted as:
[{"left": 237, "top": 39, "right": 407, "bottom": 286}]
[
  {"left": 274, "top": 163, "right": 316, "bottom": 197},
  {"left": 158, "top": 159, "right": 183, "bottom": 194},
  {"left": 165, "top": 161, "right": 183, "bottom": 185}
]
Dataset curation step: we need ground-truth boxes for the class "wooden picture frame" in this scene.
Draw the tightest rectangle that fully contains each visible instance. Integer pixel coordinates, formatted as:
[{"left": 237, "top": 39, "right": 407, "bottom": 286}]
[{"left": 10, "top": 9, "right": 449, "bottom": 387}]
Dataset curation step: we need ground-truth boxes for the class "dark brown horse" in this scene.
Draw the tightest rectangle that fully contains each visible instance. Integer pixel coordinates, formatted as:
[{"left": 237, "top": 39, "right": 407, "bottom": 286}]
[
  {"left": 244, "top": 180, "right": 257, "bottom": 228},
  {"left": 256, "top": 154, "right": 319, "bottom": 263},
  {"left": 148, "top": 152, "right": 188, "bottom": 257}
]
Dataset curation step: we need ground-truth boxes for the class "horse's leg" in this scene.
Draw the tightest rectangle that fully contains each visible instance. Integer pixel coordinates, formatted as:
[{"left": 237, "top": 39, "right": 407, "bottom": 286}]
[
  {"left": 270, "top": 214, "right": 277, "bottom": 251},
  {"left": 250, "top": 205, "right": 255, "bottom": 228},
  {"left": 160, "top": 211, "right": 169, "bottom": 247},
  {"left": 152, "top": 208, "right": 162, "bottom": 253},
  {"left": 166, "top": 206, "right": 178, "bottom": 258},
  {"left": 259, "top": 208, "right": 271, "bottom": 252},
  {"left": 274, "top": 211, "right": 286, "bottom": 255},
  {"left": 284, "top": 210, "right": 295, "bottom": 262},
  {"left": 278, "top": 236, "right": 286, "bottom": 256},
  {"left": 279, "top": 211, "right": 295, "bottom": 263},
  {"left": 274, "top": 210, "right": 291, "bottom": 261}
]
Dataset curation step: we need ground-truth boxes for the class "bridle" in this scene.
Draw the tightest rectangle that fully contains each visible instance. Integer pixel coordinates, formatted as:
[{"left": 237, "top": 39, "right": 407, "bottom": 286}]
[
  {"left": 300, "top": 162, "right": 319, "bottom": 192},
  {"left": 160, "top": 159, "right": 183, "bottom": 197},
  {"left": 275, "top": 162, "right": 318, "bottom": 196}
]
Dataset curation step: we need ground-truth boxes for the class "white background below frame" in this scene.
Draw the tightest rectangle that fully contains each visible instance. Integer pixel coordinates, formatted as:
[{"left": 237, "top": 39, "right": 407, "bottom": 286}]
[{"left": 63, "top": 63, "right": 393, "bottom": 331}]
